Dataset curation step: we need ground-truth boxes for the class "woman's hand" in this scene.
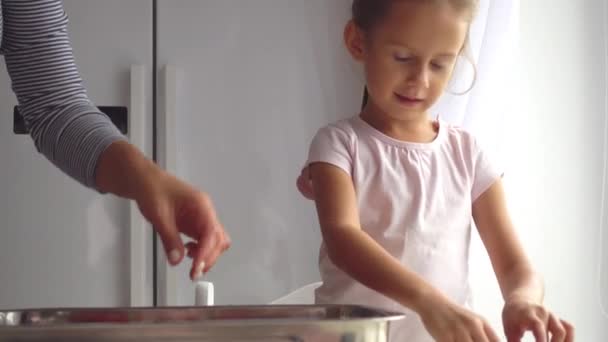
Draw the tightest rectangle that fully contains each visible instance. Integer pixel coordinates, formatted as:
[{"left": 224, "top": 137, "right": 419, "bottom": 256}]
[
  {"left": 96, "top": 141, "right": 231, "bottom": 280},
  {"left": 134, "top": 168, "right": 231, "bottom": 280},
  {"left": 296, "top": 166, "right": 315, "bottom": 200}
]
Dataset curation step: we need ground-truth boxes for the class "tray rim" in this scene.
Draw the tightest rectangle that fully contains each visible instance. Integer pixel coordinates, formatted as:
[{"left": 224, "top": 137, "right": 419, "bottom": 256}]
[{"left": 0, "top": 304, "right": 407, "bottom": 329}]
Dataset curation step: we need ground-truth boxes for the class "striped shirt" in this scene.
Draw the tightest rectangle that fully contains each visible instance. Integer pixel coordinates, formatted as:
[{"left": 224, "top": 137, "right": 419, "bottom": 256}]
[{"left": 1, "top": 0, "right": 127, "bottom": 189}]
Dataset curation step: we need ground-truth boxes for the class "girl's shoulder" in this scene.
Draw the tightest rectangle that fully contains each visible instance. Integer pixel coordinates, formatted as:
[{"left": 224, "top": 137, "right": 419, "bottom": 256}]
[{"left": 439, "top": 120, "right": 480, "bottom": 150}]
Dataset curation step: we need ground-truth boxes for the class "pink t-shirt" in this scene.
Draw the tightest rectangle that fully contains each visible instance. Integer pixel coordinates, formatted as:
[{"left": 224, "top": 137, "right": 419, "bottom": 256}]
[{"left": 306, "top": 115, "right": 501, "bottom": 341}]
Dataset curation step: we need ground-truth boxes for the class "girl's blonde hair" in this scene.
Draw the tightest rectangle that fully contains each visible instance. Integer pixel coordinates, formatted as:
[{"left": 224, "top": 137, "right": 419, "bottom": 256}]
[
  {"left": 352, "top": 0, "right": 479, "bottom": 31},
  {"left": 353, "top": 0, "right": 479, "bottom": 104}
]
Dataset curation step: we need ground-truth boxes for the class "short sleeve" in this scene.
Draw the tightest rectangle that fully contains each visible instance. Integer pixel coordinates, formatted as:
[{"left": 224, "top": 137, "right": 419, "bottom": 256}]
[
  {"left": 306, "top": 124, "right": 353, "bottom": 176},
  {"left": 471, "top": 137, "right": 503, "bottom": 202}
]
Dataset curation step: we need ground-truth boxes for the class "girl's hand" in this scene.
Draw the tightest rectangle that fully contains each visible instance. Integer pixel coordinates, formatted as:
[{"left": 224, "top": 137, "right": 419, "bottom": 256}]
[
  {"left": 502, "top": 297, "right": 574, "bottom": 342},
  {"left": 419, "top": 296, "right": 500, "bottom": 342}
]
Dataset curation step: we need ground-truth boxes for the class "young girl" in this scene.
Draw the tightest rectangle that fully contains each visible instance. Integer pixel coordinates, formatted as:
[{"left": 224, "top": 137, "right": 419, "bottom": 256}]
[{"left": 297, "top": 0, "right": 574, "bottom": 341}]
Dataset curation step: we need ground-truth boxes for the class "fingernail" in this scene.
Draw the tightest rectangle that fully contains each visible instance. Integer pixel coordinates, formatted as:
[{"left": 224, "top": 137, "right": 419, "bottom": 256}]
[
  {"left": 169, "top": 249, "right": 181, "bottom": 264},
  {"left": 194, "top": 262, "right": 206, "bottom": 279}
]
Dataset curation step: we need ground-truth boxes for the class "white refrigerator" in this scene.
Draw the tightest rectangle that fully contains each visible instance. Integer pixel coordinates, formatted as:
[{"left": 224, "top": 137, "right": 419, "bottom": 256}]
[
  {"left": 0, "top": 0, "right": 361, "bottom": 309},
  {"left": 0, "top": 0, "right": 155, "bottom": 309}
]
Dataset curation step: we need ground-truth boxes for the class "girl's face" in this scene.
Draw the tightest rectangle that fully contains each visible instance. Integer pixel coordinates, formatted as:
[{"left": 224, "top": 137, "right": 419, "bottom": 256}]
[{"left": 346, "top": 1, "right": 470, "bottom": 122}]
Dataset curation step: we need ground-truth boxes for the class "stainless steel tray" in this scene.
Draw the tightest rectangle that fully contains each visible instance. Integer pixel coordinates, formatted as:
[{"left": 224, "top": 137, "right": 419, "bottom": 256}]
[{"left": 0, "top": 304, "right": 405, "bottom": 341}]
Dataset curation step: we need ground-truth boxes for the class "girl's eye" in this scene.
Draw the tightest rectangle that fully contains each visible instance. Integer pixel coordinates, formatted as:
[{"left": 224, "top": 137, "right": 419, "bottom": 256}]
[
  {"left": 394, "top": 55, "right": 412, "bottom": 62},
  {"left": 431, "top": 62, "right": 445, "bottom": 70}
]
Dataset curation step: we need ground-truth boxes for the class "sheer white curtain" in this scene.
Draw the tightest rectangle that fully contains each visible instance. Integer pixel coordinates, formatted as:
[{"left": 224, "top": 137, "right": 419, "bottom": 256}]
[
  {"left": 432, "top": 0, "right": 518, "bottom": 152},
  {"left": 430, "top": 0, "right": 519, "bottom": 332}
]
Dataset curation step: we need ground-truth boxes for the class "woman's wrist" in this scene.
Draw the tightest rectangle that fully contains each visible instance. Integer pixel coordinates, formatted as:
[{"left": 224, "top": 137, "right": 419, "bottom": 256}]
[{"left": 95, "top": 140, "right": 163, "bottom": 200}]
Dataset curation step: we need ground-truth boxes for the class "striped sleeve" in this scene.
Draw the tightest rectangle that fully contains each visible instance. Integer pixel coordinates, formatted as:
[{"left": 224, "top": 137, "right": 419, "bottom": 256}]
[{"left": 0, "top": 0, "right": 127, "bottom": 190}]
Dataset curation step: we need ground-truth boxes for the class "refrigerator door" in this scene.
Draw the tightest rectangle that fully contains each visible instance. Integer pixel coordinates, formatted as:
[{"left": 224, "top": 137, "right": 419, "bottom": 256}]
[
  {"left": 155, "top": 0, "right": 364, "bottom": 306},
  {"left": 0, "top": 0, "right": 154, "bottom": 309}
]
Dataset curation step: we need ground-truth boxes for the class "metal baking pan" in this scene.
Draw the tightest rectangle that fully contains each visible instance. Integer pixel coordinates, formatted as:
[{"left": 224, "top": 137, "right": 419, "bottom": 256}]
[{"left": 0, "top": 304, "right": 405, "bottom": 341}]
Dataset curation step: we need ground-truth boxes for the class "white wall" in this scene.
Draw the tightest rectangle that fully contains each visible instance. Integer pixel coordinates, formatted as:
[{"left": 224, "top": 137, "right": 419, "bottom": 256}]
[{"left": 470, "top": 0, "right": 608, "bottom": 340}]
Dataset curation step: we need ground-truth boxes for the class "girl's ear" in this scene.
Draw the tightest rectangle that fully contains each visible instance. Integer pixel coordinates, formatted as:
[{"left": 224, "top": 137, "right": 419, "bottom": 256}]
[{"left": 344, "top": 20, "right": 366, "bottom": 62}]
